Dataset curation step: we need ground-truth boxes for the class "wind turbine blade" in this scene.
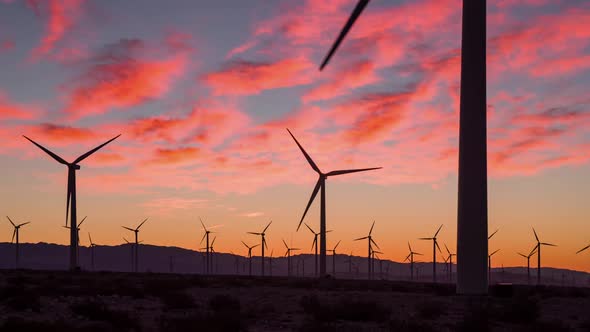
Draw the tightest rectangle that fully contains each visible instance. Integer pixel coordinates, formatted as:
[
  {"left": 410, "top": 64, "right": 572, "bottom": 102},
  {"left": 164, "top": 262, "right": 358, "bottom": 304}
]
[
  {"left": 517, "top": 252, "right": 527, "bottom": 258},
  {"left": 529, "top": 245, "right": 538, "bottom": 257},
  {"left": 122, "top": 226, "right": 135, "bottom": 232},
  {"left": 286, "top": 128, "right": 321, "bottom": 174},
  {"left": 488, "top": 229, "right": 499, "bottom": 240},
  {"left": 211, "top": 237, "right": 216, "bottom": 246},
  {"left": 18, "top": 222, "right": 31, "bottom": 227},
  {"left": 241, "top": 241, "right": 248, "bottom": 248},
  {"left": 11, "top": 229, "right": 16, "bottom": 243},
  {"left": 414, "top": 252, "right": 423, "bottom": 256},
  {"left": 404, "top": 253, "right": 411, "bottom": 262},
  {"left": 354, "top": 236, "right": 368, "bottom": 241},
  {"left": 264, "top": 238, "right": 268, "bottom": 250},
  {"left": 78, "top": 216, "right": 87, "bottom": 227},
  {"left": 444, "top": 244, "right": 450, "bottom": 255},
  {"left": 576, "top": 244, "right": 590, "bottom": 254},
  {"left": 369, "top": 220, "right": 375, "bottom": 235},
  {"left": 434, "top": 224, "right": 443, "bottom": 237},
  {"left": 247, "top": 232, "right": 261, "bottom": 235},
  {"left": 334, "top": 240, "right": 341, "bottom": 250},
  {"left": 252, "top": 244, "right": 260, "bottom": 249},
  {"left": 311, "top": 237, "right": 317, "bottom": 250},
  {"left": 23, "top": 136, "right": 68, "bottom": 165},
  {"left": 200, "top": 232, "right": 207, "bottom": 244},
  {"left": 532, "top": 227, "right": 539, "bottom": 242},
  {"left": 326, "top": 167, "right": 382, "bottom": 177},
  {"left": 370, "top": 238, "right": 380, "bottom": 250},
  {"left": 319, "top": 0, "right": 370, "bottom": 71},
  {"left": 297, "top": 179, "right": 321, "bottom": 231},
  {"left": 88, "top": 232, "right": 92, "bottom": 244},
  {"left": 435, "top": 241, "right": 441, "bottom": 253},
  {"left": 282, "top": 239, "right": 289, "bottom": 249},
  {"left": 541, "top": 242, "right": 557, "bottom": 247},
  {"left": 73, "top": 134, "right": 121, "bottom": 164},
  {"left": 263, "top": 220, "right": 272, "bottom": 233},
  {"left": 490, "top": 249, "right": 500, "bottom": 256},
  {"left": 6, "top": 216, "right": 16, "bottom": 227},
  {"left": 123, "top": 237, "right": 130, "bottom": 244},
  {"left": 136, "top": 217, "right": 148, "bottom": 230},
  {"left": 292, "top": 248, "right": 301, "bottom": 251},
  {"left": 304, "top": 222, "right": 315, "bottom": 234},
  {"left": 408, "top": 242, "right": 412, "bottom": 252},
  {"left": 419, "top": 237, "right": 433, "bottom": 240},
  {"left": 200, "top": 217, "right": 207, "bottom": 231}
]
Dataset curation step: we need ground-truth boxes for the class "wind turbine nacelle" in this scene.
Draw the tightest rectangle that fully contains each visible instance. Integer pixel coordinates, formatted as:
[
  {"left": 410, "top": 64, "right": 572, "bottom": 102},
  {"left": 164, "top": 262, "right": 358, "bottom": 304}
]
[{"left": 73, "top": 164, "right": 81, "bottom": 170}]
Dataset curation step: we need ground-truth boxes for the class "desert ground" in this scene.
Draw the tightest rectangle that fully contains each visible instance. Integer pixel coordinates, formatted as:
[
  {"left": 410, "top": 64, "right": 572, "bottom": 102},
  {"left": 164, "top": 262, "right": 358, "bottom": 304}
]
[{"left": 1, "top": 269, "right": 589, "bottom": 331}]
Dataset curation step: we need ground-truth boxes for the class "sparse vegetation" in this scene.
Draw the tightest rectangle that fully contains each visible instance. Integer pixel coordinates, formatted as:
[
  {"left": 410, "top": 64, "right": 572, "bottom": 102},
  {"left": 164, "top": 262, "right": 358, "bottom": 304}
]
[
  {"left": 300, "top": 294, "right": 390, "bottom": 323},
  {"left": 0, "top": 270, "right": 588, "bottom": 331},
  {"left": 69, "top": 298, "right": 140, "bottom": 331},
  {"left": 415, "top": 299, "right": 446, "bottom": 320}
]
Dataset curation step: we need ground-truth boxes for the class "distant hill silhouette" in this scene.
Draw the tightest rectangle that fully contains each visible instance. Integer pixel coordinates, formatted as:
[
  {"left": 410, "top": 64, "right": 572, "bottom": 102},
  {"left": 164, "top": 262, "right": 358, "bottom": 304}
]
[{"left": 1, "top": 242, "right": 588, "bottom": 287}]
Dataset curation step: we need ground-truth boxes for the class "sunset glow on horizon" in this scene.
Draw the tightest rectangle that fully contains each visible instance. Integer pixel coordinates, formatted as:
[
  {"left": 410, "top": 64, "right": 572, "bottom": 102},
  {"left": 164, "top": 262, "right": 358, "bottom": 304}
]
[{"left": 0, "top": 0, "right": 589, "bottom": 272}]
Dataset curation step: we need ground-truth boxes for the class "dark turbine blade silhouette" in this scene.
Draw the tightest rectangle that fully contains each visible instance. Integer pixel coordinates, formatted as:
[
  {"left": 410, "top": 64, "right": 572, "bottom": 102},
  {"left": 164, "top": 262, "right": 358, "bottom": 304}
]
[
  {"left": 24, "top": 134, "right": 120, "bottom": 271},
  {"left": 319, "top": 0, "right": 489, "bottom": 295}
]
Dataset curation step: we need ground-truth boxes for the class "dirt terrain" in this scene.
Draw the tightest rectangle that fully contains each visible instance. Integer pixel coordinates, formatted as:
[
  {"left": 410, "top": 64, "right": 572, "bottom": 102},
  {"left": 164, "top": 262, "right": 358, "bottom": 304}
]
[{"left": 0, "top": 269, "right": 589, "bottom": 331}]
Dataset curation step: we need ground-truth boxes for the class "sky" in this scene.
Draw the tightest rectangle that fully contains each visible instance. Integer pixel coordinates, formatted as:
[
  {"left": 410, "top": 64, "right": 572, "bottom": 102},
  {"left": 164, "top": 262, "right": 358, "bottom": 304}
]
[{"left": 0, "top": 0, "right": 589, "bottom": 272}]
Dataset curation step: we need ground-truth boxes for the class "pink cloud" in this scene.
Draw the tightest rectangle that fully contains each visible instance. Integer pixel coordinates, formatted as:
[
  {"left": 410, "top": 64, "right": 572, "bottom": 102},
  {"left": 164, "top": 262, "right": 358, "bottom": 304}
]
[
  {"left": 62, "top": 38, "right": 188, "bottom": 118},
  {"left": 302, "top": 60, "right": 378, "bottom": 103},
  {"left": 30, "top": 0, "right": 84, "bottom": 59},
  {"left": 202, "top": 57, "right": 314, "bottom": 95}
]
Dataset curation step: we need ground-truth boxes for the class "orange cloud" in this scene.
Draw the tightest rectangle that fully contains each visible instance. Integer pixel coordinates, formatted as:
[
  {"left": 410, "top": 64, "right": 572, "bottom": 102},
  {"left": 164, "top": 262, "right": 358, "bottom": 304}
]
[
  {"left": 148, "top": 147, "right": 202, "bottom": 165},
  {"left": 202, "top": 57, "right": 313, "bottom": 95},
  {"left": 33, "top": 123, "right": 96, "bottom": 142}
]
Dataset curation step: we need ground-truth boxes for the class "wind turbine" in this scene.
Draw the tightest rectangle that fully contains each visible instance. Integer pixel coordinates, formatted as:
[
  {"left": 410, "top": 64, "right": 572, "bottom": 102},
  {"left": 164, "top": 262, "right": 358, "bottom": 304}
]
[
  {"left": 488, "top": 249, "right": 500, "bottom": 284},
  {"left": 517, "top": 246, "right": 537, "bottom": 285},
  {"left": 283, "top": 239, "right": 300, "bottom": 277},
  {"left": 24, "top": 134, "right": 120, "bottom": 271},
  {"left": 532, "top": 228, "right": 556, "bottom": 285},
  {"left": 444, "top": 244, "right": 456, "bottom": 282},
  {"left": 319, "top": 0, "right": 488, "bottom": 295},
  {"left": 7, "top": 216, "right": 30, "bottom": 269},
  {"left": 288, "top": 128, "right": 381, "bottom": 277},
  {"left": 123, "top": 237, "right": 133, "bottom": 272},
  {"left": 242, "top": 241, "right": 260, "bottom": 276},
  {"left": 327, "top": 240, "right": 341, "bottom": 276},
  {"left": 199, "top": 217, "right": 217, "bottom": 275},
  {"left": 419, "top": 224, "right": 443, "bottom": 283},
  {"left": 404, "top": 242, "right": 422, "bottom": 281},
  {"left": 354, "top": 221, "right": 379, "bottom": 280},
  {"left": 64, "top": 215, "right": 87, "bottom": 264},
  {"left": 304, "top": 223, "right": 333, "bottom": 277},
  {"left": 88, "top": 232, "right": 97, "bottom": 271},
  {"left": 344, "top": 251, "right": 353, "bottom": 275},
  {"left": 122, "top": 218, "right": 148, "bottom": 273},
  {"left": 209, "top": 237, "right": 218, "bottom": 274},
  {"left": 248, "top": 220, "right": 272, "bottom": 276}
]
